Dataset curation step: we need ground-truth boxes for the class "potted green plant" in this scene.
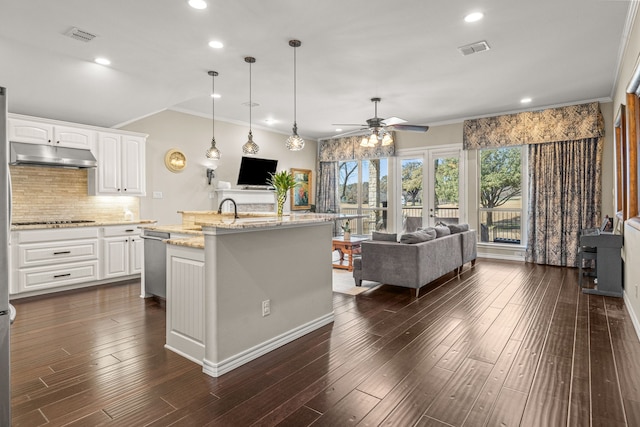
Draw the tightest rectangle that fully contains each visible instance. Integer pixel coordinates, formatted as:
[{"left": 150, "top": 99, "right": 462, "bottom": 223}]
[
  {"left": 267, "top": 170, "right": 298, "bottom": 216},
  {"left": 341, "top": 219, "right": 351, "bottom": 240}
]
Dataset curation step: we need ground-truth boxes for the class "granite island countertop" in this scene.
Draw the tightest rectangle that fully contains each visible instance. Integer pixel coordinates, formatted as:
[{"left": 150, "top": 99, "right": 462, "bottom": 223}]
[
  {"left": 11, "top": 219, "right": 157, "bottom": 231},
  {"left": 144, "top": 212, "right": 361, "bottom": 250}
]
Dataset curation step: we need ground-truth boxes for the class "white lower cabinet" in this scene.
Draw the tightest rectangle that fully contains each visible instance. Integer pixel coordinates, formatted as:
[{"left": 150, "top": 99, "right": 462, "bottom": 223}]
[
  {"left": 11, "top": 224, "right": 144, "bottom": 296},
  {"left": 13, "top": 227, "right": 100, "bottom": 293},
  {"left": 102, "top": 225, "right": 143, "bottom": 279}
]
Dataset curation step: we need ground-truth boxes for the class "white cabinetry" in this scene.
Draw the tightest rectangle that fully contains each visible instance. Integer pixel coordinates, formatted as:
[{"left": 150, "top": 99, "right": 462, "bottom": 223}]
[
  {"left": 166, "top": 244, "right": 205, "bottom": 363},
  {"left": 102, "top": 225, "right": 143, "bottom": 279},
  {"left": 8, "top": 118, "right": 95, "bottom": 149},
  {"left": 12, "top": 228, "right": 99, "bottom": 294},
  {"left": 90, "top": 133, "right": 146, "bottom": 196}
]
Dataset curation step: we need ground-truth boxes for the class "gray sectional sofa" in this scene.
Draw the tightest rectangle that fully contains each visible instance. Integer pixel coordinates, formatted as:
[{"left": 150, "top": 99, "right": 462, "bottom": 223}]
[{"left": 352, "top": 225, "right": 477, "bottom": 297}]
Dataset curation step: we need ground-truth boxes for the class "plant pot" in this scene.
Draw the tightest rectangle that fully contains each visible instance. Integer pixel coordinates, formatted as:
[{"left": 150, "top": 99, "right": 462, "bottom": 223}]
[
  {"left": 276, "top": 191, "right": 287, "bottom": 216},
  {"left": 343, "top": 232, "right": 351, "bottom": 241}
]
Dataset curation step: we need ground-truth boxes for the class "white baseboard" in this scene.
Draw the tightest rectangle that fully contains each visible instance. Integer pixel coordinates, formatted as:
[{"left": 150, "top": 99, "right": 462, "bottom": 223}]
[
  {"left": 202, "top": 312, "right": 334, "bottom": 378},
  {"left": 165, "top": 344, "right": 204, "bottom": 366},
  {"left": 477, "top": 253, "right": 526, "bottom": 262},
  {"left": 624, "top": 291, "right": 640, "bottom": 342}
]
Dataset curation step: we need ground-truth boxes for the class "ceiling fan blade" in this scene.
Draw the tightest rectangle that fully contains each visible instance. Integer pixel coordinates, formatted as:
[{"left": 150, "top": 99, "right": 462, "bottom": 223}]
[
  {"left": 386, "top": 124, "right": 430, "bottom": 132},
  {"left": 331, "top": 123, "right": 368, "bottom": 127}
]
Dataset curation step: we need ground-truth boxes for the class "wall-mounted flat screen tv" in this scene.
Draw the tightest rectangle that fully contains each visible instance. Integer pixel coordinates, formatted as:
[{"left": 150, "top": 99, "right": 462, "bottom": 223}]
[{"left": 237, "top": 156, "right": 278, "bottom": 187}]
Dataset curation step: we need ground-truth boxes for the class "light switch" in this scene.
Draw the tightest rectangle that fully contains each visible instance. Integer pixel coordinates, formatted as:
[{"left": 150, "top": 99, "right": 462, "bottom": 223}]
[{"left": 152, "top": 191, "right": 163, "bottom": 199}]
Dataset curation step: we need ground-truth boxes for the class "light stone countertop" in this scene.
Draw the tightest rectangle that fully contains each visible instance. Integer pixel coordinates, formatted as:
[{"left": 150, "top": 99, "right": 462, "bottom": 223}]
[
  {"left": 151, "top": 212, "right": 361, "bottom": 248},
  {"left": 11, "top": 219, "right": 157, "bottom": 231}
]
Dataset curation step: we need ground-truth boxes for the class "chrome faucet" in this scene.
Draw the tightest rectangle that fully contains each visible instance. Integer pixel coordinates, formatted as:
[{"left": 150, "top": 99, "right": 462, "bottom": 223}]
[{"left": 217, "top": 198, "right": 239, "bottom": 219}]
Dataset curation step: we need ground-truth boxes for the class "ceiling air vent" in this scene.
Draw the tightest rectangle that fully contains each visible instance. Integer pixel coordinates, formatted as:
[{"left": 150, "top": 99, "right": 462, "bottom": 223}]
[
  {"left": 64, "top": 27, "right": 97, "bottom": 43},
  {"left": 458, "top": 40, "right": 491, "bottom": 56}
]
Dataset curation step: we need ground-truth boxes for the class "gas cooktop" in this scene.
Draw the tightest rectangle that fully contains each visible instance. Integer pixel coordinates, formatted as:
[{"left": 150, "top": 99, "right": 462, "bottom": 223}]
[{"left": 12, "top": 220, "right": 96, "bottom": 226}]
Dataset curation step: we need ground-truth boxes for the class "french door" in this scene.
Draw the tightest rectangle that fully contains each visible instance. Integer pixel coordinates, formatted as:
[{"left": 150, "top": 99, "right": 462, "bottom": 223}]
[
  {"left": 338, "top": 158, "right": 389, "bottom": 235},
  {"left": 395, "top": 146, "right": 465, "bottom": 233}
]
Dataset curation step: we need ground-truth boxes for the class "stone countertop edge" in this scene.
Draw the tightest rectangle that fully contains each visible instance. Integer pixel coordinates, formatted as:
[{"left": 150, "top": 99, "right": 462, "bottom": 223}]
[
  {"left": 11, "top": 219, "right": 157, "bottom": 231},
  {"left": 162, "top": 213, "right": 362, "bottom": 248}
]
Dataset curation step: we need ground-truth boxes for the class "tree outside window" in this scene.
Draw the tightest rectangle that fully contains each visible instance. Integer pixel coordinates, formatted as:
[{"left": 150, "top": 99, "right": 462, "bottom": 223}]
[{"left": 479, "top": 147, "right": 523, "bottom": 243}]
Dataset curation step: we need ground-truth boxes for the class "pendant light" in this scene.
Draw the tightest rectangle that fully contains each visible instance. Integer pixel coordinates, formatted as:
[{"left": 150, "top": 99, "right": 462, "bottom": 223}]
[
  {"left": 242, "top": 56, "right": 259, "bottom": 155},
  {"left": 286, "top": 40, "right": 304, "bottom": 151},
  {"left": 205, "top": 70, "right": 221, "bottom": 161}
]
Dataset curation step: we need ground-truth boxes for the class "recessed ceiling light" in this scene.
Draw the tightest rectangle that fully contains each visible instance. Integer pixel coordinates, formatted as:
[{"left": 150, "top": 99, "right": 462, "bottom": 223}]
[
  {"left": 210, "top": 93, "right": 221, "bottom": 98},
  {"left": 335, "top": 128, "right": 343, "bottom": 132},
  {"left": 464, "top": 12, "right": 484, "bottom": 23},
  {"left": 264, "top": 119, "right": 277, "bottom": 125},
  {"left": 208, "top": 40, "right": 224, "bottom": 49},
  {"left": 94, "top": 57, "right": 111, "bottom": 66},
  {"left": 188, "top": 0, "right": 207, "bottom": 9},
  {"left": 521, "top": 97, "right": 532, "bottom": 104}
]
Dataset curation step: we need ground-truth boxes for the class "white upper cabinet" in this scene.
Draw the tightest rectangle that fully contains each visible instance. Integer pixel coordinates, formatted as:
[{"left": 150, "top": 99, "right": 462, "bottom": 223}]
[
  {"left": 9, "top": 118, "right": 95, "bottom": 149},
  {"left": 90, "top": 132, "right": 146, "bottom": 196}
]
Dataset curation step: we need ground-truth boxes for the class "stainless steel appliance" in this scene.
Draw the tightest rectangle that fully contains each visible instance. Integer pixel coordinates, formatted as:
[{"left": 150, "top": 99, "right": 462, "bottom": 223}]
[
  {"left": 141, "top": 230, "right": 170, "bottom": 299},
  {"left": 9, "top": 141, "right": 97, "bottom": 168},
  {"left": 1, "top": 86, "right": 13, "bottom": 424}
]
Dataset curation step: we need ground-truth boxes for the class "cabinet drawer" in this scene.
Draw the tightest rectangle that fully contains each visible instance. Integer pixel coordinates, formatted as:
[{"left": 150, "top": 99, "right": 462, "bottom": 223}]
[
  {"left": 17, "top": 227, "right": 99, "bottom": 244},
  {"left": 19, "top": 239, "right": 98, "bottom": 268},
  {"left": 19, "top": 261, "right": 99, "bottom": 292},
  {"left": 103, "top": 225, "right": 141, "bottom": 237}
]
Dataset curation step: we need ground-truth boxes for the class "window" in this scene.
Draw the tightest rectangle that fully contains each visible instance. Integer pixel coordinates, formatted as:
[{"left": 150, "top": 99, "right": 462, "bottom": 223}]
[
  {"left": 338, "top": 158, "right": 388, "bottom": 234},
  {"left": 479, "top": 146, "right": 525, "bottom": 244}
]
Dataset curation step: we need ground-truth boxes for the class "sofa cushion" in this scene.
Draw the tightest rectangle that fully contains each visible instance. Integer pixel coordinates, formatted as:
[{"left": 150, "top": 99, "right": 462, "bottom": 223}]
[
  {"left": 434, "top": 225, "right": 451, "bottom": 238},
  {"left": 372, "top": 231, "right": 397, "bottom": 242},
  {"left": 400, "top": 228, "right": 436, "bottom": 244},
  {"left": 447, "top": 223, "right": 470, "bottom": 234}
]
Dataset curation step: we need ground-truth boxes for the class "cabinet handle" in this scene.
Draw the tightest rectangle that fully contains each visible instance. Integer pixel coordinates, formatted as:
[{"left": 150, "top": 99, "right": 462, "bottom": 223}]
[
  {"left": 53, "top": 273, "right": 71, "bottom": 278},
  {"left": 53, "top": 251, "right": 71, "bottom": 255},
  {"left": 125, "top": 229, "right": 135, "bottom": 232}
]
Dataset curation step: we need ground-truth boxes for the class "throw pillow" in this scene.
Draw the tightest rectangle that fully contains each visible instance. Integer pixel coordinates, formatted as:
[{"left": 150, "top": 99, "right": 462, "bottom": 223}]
[
  {"left": 400, "top": 228, "right": 436, "bottom": 244},
  {"left": 447, "top": 223, "right": 470, "bottom": 234},
  {"left": 372, "top": 231, "right": 397, "bottom": 242},
  {"left": 434, "top": 225, "right": 451, "bottom": 238}
]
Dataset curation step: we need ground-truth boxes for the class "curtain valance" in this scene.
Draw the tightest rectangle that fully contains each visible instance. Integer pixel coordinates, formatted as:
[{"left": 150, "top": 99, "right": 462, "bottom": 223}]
[
  {"left": 318, "top": 133, "right": 395, "bottom": 162},
  {"left": 463, "top": 102, "right": 604, "bottom": 150}
]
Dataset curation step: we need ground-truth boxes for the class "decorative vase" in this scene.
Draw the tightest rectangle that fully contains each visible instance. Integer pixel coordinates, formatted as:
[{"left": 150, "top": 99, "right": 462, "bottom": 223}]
[
  {"left": 343, "top": 231, "right": 351, "bottom": 241},
  {"left": 276, "top": 190, "right": 287, "bottom": 216}
]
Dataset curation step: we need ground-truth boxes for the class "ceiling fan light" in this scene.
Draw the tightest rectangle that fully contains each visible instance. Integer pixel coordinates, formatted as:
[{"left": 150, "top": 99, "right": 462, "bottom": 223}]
[
  {"left": 242, "top": 131, "right": 259, "bottom": 155},
  {"left": 381, "top": 132, "right": 393, "bottom": 146}
]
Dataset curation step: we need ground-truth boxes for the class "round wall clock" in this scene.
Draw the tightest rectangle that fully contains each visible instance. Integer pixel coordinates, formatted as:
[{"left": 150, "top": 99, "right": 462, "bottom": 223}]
[{"left": 164, "top": 149, "right": 187, "bottom": 172}]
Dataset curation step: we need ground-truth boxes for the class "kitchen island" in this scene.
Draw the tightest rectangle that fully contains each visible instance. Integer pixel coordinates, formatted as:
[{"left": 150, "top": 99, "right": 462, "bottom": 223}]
[{"left": 148, "top": 212, "right": 352, "bottom": 377}]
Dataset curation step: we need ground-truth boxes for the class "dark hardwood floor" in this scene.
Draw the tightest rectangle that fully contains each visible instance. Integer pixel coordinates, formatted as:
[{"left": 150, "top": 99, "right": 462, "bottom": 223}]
[{"left": 9, "top": 260, "right": 640, "bottom": 426}]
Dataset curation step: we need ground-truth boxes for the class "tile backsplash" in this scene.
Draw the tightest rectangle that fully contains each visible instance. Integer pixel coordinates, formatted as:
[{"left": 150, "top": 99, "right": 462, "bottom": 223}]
[{"left": 10, "top": 166, "right": 140, "bottom": 222}]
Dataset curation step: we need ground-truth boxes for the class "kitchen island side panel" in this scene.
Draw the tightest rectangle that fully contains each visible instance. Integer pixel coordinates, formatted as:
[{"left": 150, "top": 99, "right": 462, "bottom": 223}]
[{"left": 204, "top": 222, "right": 333, "bottom": 369}]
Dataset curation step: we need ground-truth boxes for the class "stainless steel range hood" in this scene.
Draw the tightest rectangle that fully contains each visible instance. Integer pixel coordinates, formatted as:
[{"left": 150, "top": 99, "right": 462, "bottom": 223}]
[{"left": 9, "top": 142, "right": 97, "bottom": 169}]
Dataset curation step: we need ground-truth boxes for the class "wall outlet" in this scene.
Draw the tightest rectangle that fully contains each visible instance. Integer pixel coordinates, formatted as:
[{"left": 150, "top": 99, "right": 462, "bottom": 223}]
[
  {"left": 152, "top": 191, "right": 163, "bottom": 199},
  {"left": 635, "top": 284, "right": 638, "bottom": 299},
  {"left": 262, "top": 299, "right": 270, "bottom": 317},
  {"left": 209, "top": 192, "right": 216, "bottom": 199}
]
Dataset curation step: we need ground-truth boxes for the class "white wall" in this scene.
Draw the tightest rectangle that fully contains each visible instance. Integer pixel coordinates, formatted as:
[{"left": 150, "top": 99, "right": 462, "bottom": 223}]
[
  {"left": 120, "top": 110, "right": 317, "bottom": 225},
  {"left": 611, "top": 5, "right": 640, "bottom": 335}
]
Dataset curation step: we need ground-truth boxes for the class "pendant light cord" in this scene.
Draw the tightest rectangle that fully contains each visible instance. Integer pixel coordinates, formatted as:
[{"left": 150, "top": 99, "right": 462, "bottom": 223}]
[
  {"left": 212, "top": 72, "right": 215, "bottom": 137},
  {"left": 293, "top": 45, "right": 297, "bottom": 125},
  {"left": 249, "top": 60, "right": 252, "bottom": 132}
]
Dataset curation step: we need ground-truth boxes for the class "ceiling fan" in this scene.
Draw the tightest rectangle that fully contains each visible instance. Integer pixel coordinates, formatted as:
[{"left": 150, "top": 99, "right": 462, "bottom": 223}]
[{"left": 332, "top": 97, "right": 429, "bottom": 146}]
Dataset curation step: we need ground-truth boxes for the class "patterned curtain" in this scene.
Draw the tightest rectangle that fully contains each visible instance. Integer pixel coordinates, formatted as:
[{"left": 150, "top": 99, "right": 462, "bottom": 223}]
[
  {"left": 463, "top": 102, "right": 604, "bottom": 149},
  {"left": 315, "top": 161, "right": 339, "bottom": 213},
  {"left": 525, "top": 137, "right": 602, "bottom": 267},
  {"left": 318, "top": 133, "right": 395, "bottom": 161}
]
